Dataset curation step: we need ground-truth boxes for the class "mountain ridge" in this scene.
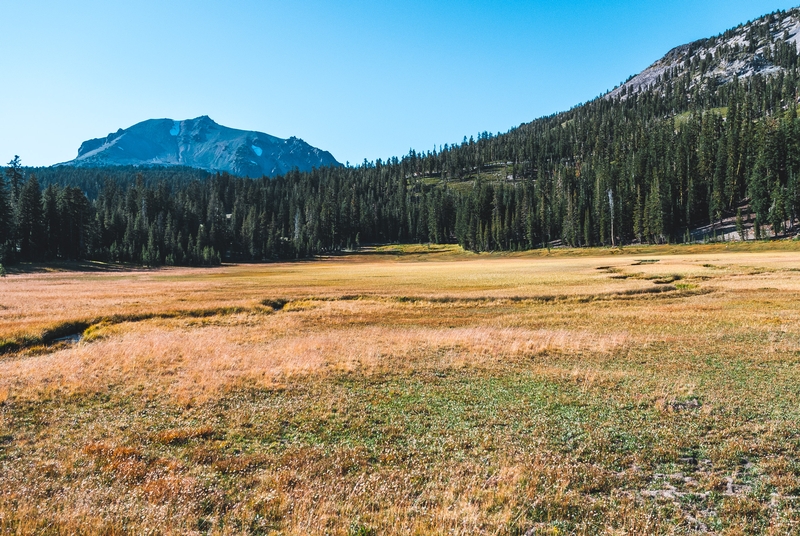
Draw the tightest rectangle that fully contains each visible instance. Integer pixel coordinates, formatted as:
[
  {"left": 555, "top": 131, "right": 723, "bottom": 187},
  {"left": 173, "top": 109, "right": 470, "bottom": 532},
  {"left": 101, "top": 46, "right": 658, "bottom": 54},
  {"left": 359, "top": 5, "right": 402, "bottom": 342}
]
[
  {"left": 607, "top": 8, "right": 800, "bottom": 100},
  {"left": 57, "top": 116, "right": 341, "bottom": 177},
  {"left": 10, "top": 5, "right": 800, "bottom": 269}
]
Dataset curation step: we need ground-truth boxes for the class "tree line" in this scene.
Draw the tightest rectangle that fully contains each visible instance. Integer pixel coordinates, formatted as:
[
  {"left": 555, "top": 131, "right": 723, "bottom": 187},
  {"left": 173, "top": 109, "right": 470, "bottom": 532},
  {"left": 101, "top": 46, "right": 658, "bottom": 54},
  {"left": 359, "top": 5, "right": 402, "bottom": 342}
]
[{"left": 2, "top": 11, "right": 800, "bottom": 265}]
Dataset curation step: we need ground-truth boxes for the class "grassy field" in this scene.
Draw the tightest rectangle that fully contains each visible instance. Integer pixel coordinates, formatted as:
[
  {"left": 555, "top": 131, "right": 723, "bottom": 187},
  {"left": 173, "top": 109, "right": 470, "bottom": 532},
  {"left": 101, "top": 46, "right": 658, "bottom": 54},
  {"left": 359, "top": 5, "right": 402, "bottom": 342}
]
[{"left": 1, "top": 243, "right": 800, "bottom": 534}]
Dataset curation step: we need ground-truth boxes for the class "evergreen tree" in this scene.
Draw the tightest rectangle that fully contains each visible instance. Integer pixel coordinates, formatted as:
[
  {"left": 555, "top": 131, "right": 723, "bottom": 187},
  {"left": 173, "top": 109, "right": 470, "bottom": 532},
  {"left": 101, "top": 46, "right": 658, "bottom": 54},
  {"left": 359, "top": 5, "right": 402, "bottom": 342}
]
[
  {"left": 42, "top": 185, "right": 60, "bottom": 259},
  {"left": 5, "top": 156, "right": 23, "bottom": 208},
  {"left": 0, "top": 171, "right": 12, "bottom": 262},
  {"left": 17, "top": 175, "right": 44, "bottom": 260}
]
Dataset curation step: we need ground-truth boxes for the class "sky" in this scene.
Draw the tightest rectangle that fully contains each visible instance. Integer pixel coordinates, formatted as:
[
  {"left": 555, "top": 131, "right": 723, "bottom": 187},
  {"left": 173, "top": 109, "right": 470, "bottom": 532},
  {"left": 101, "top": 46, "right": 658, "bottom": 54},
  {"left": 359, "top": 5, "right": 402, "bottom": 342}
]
[{"left": 1, "top": 0, "right": 798, "bottom": 167}]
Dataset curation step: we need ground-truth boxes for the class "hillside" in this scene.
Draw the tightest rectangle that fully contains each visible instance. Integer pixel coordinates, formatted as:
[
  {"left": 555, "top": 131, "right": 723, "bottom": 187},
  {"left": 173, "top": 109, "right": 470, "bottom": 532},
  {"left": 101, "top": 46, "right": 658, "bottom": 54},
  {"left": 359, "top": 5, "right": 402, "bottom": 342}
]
[
  {"left": 609, "top": 8, "right": 800, "bottom": 99},
  {"left": 58, "top": 116, "right": 340, "bottom": 177},
  {"left": 3, "top": 8, "right": 800, "bottom": 266}
]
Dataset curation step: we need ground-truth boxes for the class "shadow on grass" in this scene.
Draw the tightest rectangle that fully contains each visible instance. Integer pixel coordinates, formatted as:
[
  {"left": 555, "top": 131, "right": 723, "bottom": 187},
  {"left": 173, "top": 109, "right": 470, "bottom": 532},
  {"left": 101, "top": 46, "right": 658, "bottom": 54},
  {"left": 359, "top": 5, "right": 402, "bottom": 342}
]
[{"left": 3, "top": 260, "right": 158, "bottom": 275}]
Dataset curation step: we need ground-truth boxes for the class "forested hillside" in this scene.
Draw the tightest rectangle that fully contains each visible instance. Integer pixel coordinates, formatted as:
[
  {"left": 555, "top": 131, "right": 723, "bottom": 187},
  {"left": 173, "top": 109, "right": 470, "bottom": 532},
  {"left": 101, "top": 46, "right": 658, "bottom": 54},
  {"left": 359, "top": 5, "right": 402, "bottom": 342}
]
[{"left": 2, "top": 9, "right": 800, "bottom": 266}]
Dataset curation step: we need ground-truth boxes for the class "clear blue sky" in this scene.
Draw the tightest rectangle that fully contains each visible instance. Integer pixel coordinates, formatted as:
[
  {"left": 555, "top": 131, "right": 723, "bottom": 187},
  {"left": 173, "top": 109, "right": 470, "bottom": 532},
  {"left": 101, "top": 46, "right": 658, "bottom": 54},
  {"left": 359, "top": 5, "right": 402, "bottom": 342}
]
[{"left": 1, "top": 0, "right": 797, "bottom": 167}]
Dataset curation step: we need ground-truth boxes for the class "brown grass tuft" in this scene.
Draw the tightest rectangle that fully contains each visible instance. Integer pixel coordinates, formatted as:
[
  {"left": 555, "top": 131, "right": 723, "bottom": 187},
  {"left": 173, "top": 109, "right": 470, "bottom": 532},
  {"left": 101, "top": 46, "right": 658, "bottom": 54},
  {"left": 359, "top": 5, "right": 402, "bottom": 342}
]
[{"left": 153, "top": 426, "right": 216, "bottom": 445}]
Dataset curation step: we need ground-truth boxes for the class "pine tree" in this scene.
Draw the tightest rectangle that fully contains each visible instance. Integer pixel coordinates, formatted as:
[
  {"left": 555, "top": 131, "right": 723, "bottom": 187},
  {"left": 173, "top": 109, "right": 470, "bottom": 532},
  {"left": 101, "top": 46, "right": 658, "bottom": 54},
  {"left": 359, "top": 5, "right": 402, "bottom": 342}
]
[
  {"left": 0, "top": 172, "right": 12, "bottom": 262},
  {"left": 736, "top": 209, "right": 746, "bottom": 240},
  {"left": 17, "top": 175, "right": 44, "bottom": 261},
  {"left": 42, "top": 185, "right": 60, "bottom": 259},
  {"left": 5, "top": 156, "right": 23, "bottom": 208}
]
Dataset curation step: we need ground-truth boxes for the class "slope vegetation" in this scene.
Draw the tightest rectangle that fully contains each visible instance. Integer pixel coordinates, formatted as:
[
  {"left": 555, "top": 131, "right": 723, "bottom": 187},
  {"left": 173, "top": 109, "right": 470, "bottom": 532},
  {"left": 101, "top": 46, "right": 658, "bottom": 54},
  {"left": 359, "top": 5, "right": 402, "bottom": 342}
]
[{"left": 4, "top": 9, "right": 800, "bottom": 267}]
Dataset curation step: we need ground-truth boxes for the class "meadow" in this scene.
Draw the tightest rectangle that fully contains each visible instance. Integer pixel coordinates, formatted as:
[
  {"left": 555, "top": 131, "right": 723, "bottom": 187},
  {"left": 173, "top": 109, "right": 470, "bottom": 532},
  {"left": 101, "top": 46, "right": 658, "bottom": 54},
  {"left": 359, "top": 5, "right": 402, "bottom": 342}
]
[{"left": 1, "top": 242, "right": 800, "bottom": 534}]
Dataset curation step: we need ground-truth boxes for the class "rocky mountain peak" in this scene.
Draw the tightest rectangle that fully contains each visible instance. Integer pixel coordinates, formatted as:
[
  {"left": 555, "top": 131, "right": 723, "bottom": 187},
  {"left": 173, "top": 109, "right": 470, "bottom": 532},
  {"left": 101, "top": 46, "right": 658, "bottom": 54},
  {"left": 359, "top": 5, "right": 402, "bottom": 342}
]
[
  {"left": 61, "top": 117, "right": 340, "bottom": 177},
  {"left": 608, "top": 8, "right": 800, "bottom": 100}
]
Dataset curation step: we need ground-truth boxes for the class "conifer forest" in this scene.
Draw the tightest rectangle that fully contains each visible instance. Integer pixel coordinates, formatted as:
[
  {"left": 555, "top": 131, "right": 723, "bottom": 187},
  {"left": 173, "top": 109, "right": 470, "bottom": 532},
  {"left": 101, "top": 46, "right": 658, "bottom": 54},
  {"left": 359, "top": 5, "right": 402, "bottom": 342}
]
[{"left": 2, "top": 16, "right": 800, "bottom": 266}]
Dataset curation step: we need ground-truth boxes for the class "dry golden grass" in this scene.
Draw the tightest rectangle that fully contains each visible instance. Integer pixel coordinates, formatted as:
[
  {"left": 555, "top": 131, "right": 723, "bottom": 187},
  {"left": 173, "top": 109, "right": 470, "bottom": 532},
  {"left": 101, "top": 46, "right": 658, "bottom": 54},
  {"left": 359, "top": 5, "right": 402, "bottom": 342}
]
[{"left": 1, "top": 242, "right": 800, "bottom": 534}]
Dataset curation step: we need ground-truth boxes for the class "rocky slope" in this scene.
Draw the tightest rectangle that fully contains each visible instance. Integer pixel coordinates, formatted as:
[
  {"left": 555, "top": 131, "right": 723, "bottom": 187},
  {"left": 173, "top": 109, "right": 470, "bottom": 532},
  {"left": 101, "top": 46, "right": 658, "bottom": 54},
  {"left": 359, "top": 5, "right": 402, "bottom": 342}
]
[
  {"left": 58, "top": 116, "right": 340, "bottom": 177},
  {"left": 608, "top": 8, "right": 800, "bottom": 100}
]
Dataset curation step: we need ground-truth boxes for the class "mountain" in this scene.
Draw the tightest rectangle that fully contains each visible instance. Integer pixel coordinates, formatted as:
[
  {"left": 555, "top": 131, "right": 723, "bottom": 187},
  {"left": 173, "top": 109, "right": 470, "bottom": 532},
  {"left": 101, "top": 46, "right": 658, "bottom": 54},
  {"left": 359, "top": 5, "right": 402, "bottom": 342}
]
[
  {"left": 57, "top": 116, "right": 341, "bottom": 177},
  {"left": 9, "top": 8, "right": 800, "bottom": 268},
  {"left": 608, "top": 8, "right": 800, "bottom": 100}
]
